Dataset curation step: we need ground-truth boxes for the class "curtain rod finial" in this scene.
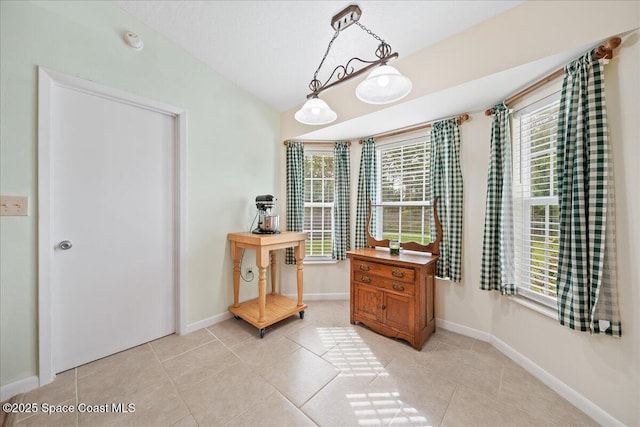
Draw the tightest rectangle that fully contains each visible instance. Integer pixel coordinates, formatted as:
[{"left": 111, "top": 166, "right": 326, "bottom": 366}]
[
  {"left": 606, "top": 36, "right": 622, "bottom": 51},
  {"left": 595, "top": 36, "right": 623, "bottom": 59},
  {"left": 456, "top": 113, "right": 470, "bottom": 125}
]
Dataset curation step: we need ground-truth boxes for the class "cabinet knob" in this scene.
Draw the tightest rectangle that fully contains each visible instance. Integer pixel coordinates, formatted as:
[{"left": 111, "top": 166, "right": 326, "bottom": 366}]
[
  {"left": 381, "top": 305, "right": 386, "bottom": 310},
  {"left": 360, "top": 275, "right": 371, "bottom": 284},
  {"left": 391, "top": 269, "right": 404, "bottom": 278},
  {"left": 359, "top": 264, "right": 370, "bottom": 271},
  {"left": 392, "top": 283, "right": 405, "bottom": 292}
]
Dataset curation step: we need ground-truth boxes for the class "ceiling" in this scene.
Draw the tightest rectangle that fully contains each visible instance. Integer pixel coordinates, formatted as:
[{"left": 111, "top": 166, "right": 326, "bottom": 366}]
[{"left": 114, "top": 1, "right": 524, "bottom": 112}]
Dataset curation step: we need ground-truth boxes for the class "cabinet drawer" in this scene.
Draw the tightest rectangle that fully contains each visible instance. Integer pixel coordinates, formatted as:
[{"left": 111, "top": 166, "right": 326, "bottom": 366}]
[
  {"left": 353, "top": 260, "right": 415, "bottom": 283},
  {"left": 354, "top": 273, "right": 415, "bottom": 296}
]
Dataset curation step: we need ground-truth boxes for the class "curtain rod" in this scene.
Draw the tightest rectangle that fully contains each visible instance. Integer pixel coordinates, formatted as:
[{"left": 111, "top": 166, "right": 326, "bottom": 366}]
[
  {"left": 358, "top": 113, "right": 470, "bottom": 144},
  {"left": 283, "top": 140, "right": 351, "bottom": 146},
  {"left": 484, "top": 36, "right": 622, "bottom": 116}
]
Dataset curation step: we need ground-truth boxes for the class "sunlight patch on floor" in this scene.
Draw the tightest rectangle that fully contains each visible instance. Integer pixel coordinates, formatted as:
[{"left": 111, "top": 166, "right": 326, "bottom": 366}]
[
  {"left": 346, "top": 391, "right": 401, "bottom": 426},
  {"left": 317, "top": 327, "right": 385, "bottom": 378}
]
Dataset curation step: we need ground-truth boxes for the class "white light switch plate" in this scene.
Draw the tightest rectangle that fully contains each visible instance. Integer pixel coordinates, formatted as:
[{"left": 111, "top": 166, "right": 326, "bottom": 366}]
[{"left": 0, "top": 195, "right": 28, "bottom": 216}]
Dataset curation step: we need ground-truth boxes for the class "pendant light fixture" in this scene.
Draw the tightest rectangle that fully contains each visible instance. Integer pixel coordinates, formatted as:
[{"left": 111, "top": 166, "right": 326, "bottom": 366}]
[
  {"left": 355, "top": 64, "right": 412, "bottom": 104},
  {"left": 295, "top": 5, "right": 412, "bottom": 125},
  {"left": 294, "top": 96, "right": 337, "bottom": 125}
]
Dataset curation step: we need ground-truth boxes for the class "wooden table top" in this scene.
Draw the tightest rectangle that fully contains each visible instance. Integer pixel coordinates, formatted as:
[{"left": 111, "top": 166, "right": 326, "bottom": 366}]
[
  {"left": 228, "top": 231, "right": 308, "bottom": 246},
  {"left": 347, "top": 247, "right": 438, "bottom": 267}
]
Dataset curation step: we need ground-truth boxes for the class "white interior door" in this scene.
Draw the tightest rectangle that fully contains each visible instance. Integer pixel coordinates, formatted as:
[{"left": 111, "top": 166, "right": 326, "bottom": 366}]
[{"left": 50, "top": 82, "right": 176, "bottom": 373}]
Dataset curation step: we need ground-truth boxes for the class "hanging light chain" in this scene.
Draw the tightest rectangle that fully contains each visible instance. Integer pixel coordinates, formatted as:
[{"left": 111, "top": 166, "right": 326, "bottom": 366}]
[
  {"left": 296, "top": 5, "right": 412, "bottom": 124},
  {"left": 307, "top": 14, "right": 396, "bottom": 94},
  {"left": 310, "top": 30, "right": 341, "bottom": 92},
  {"left": 356, "top": 21, "right": 392, "bottom": 60},
  {"left": 355, "top": 21, "right": 385, "bottom": 43}
]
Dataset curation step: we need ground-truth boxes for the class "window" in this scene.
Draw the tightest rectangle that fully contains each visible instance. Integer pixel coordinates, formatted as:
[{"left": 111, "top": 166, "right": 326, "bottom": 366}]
[
  {"left": 513, "top": 93, "right": 561, "bottom": 308},
  {"left": 375, "top": 136, "right": 432, "bottom": 244},
  {"left": 304, "top": 151, "right": 334, "bottom": 259}
]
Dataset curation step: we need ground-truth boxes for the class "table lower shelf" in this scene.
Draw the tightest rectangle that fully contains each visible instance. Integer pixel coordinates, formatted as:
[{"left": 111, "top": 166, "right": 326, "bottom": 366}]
[{"left": 229, "top": 294, "right": 307, "bottom": 330}]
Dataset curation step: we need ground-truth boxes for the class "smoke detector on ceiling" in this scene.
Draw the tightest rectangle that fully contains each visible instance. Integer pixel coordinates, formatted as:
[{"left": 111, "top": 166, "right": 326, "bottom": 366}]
[{"left": 123, "top": 31, "right": 143, "bottom": 51}]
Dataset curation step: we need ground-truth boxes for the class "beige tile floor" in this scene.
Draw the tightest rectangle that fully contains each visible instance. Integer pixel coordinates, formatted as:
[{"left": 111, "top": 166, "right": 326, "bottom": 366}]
[{"left": 7, "top": 301, "right": 596, "bottom": 427}]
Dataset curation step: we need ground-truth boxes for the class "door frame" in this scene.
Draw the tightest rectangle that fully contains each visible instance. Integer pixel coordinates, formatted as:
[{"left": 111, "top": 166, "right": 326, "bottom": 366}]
[{"left": 37, "top": 67, "right": 188, "bottom": 386}]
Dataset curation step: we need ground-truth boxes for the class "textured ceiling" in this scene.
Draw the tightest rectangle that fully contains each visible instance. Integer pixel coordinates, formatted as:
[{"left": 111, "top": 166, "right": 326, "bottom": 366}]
[{"left": 114, "top": 1, "right": 523, "bottom": 112}]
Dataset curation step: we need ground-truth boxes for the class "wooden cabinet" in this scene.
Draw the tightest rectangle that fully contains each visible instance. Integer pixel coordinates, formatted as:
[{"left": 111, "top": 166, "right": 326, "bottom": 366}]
[{"left": 347, "top": 249, "right": 437, "bottom": 350}]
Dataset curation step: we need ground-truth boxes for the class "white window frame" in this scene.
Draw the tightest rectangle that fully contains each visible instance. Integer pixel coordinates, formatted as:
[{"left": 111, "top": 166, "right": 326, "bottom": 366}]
[
  {"left": 375, "top": 135, "right": 432, "bottom": 245},
  {"left": 303, "top": 149, "right": 334, "bottom": 262},
  {"left": 513, "top": 91, "right": 561, "bottom": 310}
]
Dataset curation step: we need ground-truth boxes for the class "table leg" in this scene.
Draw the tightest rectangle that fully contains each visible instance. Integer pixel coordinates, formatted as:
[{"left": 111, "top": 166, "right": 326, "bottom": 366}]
[
  {"left": 270, "top": 251, "right": 276, "bottom": 295},
  {"left": 257, "top": 248, "right": 270, "bottom": 323},
  {"left": 294, "top": 242, "right": 304, "bottom": 307},
  {"left": 231, "top": 242, "right": 242, "bottom": 308}
]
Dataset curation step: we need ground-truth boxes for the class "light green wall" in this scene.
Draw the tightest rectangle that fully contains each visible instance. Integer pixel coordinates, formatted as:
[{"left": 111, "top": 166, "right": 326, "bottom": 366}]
[{"left": 0, "top": 1, "right": 279, "bottom": 386}]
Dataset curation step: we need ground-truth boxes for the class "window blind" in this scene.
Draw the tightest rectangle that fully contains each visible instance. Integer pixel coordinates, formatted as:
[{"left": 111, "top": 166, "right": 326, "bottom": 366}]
[
  {"left": 376, "top": 136, "right": 432, "bottom": 245},
  {"left": 513, "top": 93, "right": 561, "bottom": 307},
  {"left": 304, "top": 152, "right": 334, "bottom": 258}
]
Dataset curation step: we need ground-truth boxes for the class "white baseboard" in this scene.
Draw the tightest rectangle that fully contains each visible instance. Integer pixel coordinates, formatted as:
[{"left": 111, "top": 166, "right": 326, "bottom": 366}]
[
  {"left": 436, "top": 318, "right": 492, "bottom": 342},
  {"left": 0, "top": 375, "right": 39, "bottom": 402},
  {"left": 490, "top": 335, "right": 623, "bottom": 426},
  {"left": 283, "top": 292, "right": 349, "bottom": 301},
  {"left": 184, "top": 311, "right": 233, "bottom": 334},
  {"left": 436, "top": 319, "right": 622, "bottom": 427},
  {"left": 184, "top": 293, "right": 349, "bottom": 335}
]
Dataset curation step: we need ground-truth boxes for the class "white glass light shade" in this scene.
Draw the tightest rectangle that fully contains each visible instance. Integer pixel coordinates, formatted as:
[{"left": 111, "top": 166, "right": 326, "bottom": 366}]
[
  {"left": 294, "top": 97, "right": 337, "bottom": 125},
  {"left": 355, "top": 65, "right": 412, "bottom": 104}
]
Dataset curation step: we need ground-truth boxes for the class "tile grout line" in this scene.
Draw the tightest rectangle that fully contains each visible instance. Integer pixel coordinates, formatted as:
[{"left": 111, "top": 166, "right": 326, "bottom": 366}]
[
  {"left": 161, "top": 332, "right": 247, "bottom": 395},
  {"left": 283, "top": 368, "right": 339, "bottom": 410},
  {"left": 207, "top": 331, "right": 244, "bottom": 362},
  {"left": 249, "top": 327, "right": 355, "bottom": 415},
  {"left": 439, "top": 383, "right": 459, "bottom": 426},
  {"left": 219, "top": 392, "right": 278, "bottom": 427},
  {"left": 193, "top": 330, "right": 285, "bottom": 426},
  {"left": 147, "top": 342, "right": 199, "bottom": 427},
  {"left": 13, "top": 392, "right": 33, "bottom": 424},
  {"left": 170, "top": 328, "right": 258, "bottom": 396},
  {"left": 385, "top": 402, "right": 405, "bottom": 427},
  {"left": 286, "top": 330, "right": 350, "bottom": 410},
  {"left": 155, "top": 338, "right": 218, "bottom": 364},
  {"left": 75, "top": 368, "right": 79, "bottom": 427},
  {"left": 147, "top": 342, "right": 174, "bottom": 386}
]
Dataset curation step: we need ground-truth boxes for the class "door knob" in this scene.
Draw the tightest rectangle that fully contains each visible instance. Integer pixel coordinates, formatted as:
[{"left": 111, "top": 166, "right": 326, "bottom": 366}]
[{"left": 58, "top": 240, "right": 72, "bottom": 250}]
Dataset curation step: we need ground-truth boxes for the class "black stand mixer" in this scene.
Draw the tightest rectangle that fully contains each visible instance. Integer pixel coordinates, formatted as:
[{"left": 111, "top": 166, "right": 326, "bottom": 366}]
[{"left": 252, "top": 195, "right": 280, "bottom": 234}]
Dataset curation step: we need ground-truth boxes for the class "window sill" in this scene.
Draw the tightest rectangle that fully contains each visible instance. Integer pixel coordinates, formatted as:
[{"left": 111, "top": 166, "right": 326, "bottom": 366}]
[
  {"left": 303, "top": 258, "right": 338, "bottom": 265},
  {"left": 508, "top": 295, "right": 557, "bottom": 320}
]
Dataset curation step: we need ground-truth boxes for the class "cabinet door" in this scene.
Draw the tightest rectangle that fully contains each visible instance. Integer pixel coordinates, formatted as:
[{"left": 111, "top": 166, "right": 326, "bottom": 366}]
[
  {"left": 353, "top": 284, "right": 381, "bottom": 322},
  {"left": 383, "top": 293, "right": 414, "bottom": 334}
]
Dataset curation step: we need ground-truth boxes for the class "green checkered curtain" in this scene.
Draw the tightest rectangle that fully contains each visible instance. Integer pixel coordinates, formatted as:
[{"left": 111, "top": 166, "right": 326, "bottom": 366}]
[
  {"left": 285, "top": 141, "right": 304, "bottom": 264},
  {"left": 355, "top": 137, "right": 377, "bottom": 249},
  {"left": 332, "top": 141, "right": 351, "bottom": 260},
  {"left": 556, "top": 52, "right": 621, "bottom": 336},
  {"left": 480, "top": 103, "right": 515, "bottom": 294},
  {"left": 430, "top": 119, "right": 464, "bottom": 282}
]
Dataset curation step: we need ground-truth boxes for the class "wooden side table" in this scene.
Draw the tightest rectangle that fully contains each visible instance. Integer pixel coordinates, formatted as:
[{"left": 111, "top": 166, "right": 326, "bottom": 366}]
[{"left": 227, "top": 231, "right": 308, "bottom": 338}]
